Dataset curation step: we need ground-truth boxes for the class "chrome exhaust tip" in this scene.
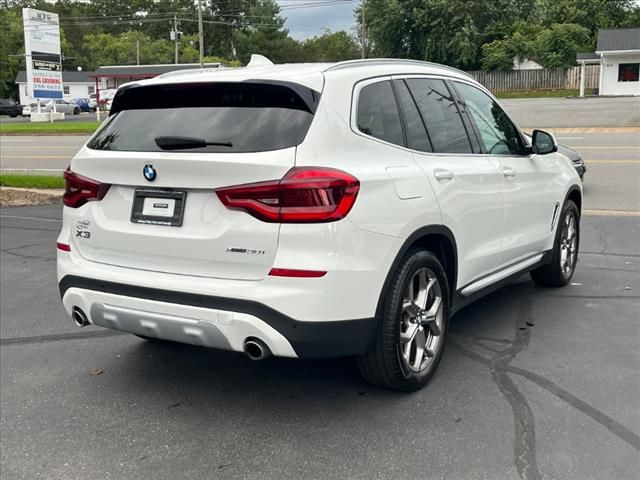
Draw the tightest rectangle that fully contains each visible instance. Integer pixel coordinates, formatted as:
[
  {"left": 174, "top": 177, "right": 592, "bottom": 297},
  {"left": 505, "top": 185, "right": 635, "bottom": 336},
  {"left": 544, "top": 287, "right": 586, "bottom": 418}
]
[
  {"left": 72, "top": 306, "right": 90, "bottom": 327},
  {"left": 243, "top": 338, "right": 271, "bottom": 361}
]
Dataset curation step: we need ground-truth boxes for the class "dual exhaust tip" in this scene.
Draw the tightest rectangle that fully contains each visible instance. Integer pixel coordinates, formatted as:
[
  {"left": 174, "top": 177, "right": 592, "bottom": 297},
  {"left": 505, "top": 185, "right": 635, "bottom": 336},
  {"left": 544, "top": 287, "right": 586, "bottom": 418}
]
[
  {"left": 72, "top": 306, "right": 271, "bottom": 361},
  {"left": 243, "top": 337, "right": 271, "bottom": 361},
  {"left": 72, "top": 306, "right": 90, "bottom": 327}
]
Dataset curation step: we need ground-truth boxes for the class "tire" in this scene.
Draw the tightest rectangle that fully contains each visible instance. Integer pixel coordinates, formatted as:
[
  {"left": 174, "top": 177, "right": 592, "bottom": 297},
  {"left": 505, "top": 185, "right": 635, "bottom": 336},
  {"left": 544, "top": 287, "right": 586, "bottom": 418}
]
[
  {"left": 73, "top": 107, "right": 80, "bottom": 115},
  {"left": 9, "top": 113, "right": 17, "bottom": 118},
  {"left": 531, "top": 200, "right": 580, "bottom": 287},
  {"left": 357, "top": 249, "right": 450, "bottom": 392}
]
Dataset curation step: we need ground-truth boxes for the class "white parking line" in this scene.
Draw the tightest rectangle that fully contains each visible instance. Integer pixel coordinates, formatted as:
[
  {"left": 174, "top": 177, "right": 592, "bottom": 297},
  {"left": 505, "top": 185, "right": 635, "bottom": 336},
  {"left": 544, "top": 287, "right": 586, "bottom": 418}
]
[{"left": 0, "top": 215, "right": 61, "bottom": 222}]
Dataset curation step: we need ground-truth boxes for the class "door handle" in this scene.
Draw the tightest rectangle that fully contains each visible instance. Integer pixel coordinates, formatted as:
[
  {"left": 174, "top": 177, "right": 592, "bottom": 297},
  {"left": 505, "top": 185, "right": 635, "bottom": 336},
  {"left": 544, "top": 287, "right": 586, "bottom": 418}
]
[
  {"left": 503, "top": 167, "right": 516, "bottom": 178},
  {"left": 434, "top": 168, "right": 454, "bottom": 182}
]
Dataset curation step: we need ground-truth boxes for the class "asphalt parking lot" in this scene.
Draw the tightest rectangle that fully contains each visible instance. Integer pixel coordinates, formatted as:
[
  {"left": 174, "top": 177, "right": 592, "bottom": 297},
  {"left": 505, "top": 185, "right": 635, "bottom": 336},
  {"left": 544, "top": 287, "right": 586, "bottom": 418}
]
[
  {"left": 1, "top": 206, "right": 638, "bottom": 480},
  {"left": 1, "top": 99, "right": 639, "bottom": 479}
]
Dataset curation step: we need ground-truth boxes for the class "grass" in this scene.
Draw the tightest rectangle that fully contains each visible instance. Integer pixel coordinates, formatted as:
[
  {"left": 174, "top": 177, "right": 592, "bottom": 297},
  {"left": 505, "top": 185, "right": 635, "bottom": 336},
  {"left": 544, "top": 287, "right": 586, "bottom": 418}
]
[
  {"left": 0, "top": 121, "right": 101, "bottom": 135},
  {"left": 495, "top": 89, "right": 579, "bottom": 99},
  {"left": 0, "top": 174, "right": 65, "bottom": 189}
]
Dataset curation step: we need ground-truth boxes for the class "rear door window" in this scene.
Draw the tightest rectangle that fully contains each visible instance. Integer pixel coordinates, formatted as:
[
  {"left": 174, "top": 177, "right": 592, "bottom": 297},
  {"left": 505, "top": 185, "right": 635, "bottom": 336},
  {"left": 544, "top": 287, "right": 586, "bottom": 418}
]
[
  {"left": 87, "top": 82, "right": 319, "bottom": 153},
  {"left": 394, "top": 79, "right": 432, "bottom": 152},
  {"left": 356, "top": 80, "right": 404, "bottom": 146},
  {"left": 406, "top": 78, "right": 473, "bottom": 154}
]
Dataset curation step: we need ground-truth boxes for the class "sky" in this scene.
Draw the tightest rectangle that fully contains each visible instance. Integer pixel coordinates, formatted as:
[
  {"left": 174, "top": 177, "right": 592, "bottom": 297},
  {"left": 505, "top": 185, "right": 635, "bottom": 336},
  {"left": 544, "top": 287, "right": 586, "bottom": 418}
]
[{"left": 278, "top": 1, "right": 358, "bottom": 40}]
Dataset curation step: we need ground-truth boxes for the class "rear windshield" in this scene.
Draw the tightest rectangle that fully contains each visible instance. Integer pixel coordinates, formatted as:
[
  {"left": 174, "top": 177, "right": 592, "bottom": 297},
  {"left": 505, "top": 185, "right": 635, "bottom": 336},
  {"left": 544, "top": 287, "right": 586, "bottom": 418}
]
[{"left": 87, "top": 82, "right": 319, "bottom": 153}]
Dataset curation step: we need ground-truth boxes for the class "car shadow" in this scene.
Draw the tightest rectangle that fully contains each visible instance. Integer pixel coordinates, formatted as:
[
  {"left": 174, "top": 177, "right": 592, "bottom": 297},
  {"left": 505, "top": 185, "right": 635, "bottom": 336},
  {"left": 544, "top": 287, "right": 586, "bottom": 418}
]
[{"left": 101, "top": 277, "right": 536, "bottom": 407}]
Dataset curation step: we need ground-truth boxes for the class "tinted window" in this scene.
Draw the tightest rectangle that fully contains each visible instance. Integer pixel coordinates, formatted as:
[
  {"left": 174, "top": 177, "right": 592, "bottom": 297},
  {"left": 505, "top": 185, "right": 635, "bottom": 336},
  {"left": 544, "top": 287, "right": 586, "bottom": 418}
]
[
  {"left": 454, "top": 82, "right": 525, "bottom": 156},
  {"left": 406, "top": 79, "right": 472, "bottom": 154},
  {"left": 87, "top": 82, "right": 318, "bottom": 153},
  {"left": 357, "top": 81, "right": 404, "bottom": 146},
  {"left": 618, "top": 63, "right": 639, "bottom": 82},
  {"left": 394, "top": 80, "right": 432, "bottom": 152}
]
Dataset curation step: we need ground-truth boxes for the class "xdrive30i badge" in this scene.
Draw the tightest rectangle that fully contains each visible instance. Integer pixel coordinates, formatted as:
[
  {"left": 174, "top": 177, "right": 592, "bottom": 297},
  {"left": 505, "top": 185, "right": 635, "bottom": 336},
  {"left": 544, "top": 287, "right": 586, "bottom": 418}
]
[{"left": 225, "top": 247, "right": 266, "bottom": 255}]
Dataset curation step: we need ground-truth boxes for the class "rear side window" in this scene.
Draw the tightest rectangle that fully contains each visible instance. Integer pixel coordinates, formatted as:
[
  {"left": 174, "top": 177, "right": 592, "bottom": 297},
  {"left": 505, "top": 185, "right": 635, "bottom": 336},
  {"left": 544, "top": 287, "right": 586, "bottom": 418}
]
[
  {"left": 87, "top": 82, "right": 319, "bottom": 153},
  {"left": 356, "top": 81, "right": 404, "bottom": 146},
  {"left": 406, "top": 79, "right": 473, "bottom": 154}
]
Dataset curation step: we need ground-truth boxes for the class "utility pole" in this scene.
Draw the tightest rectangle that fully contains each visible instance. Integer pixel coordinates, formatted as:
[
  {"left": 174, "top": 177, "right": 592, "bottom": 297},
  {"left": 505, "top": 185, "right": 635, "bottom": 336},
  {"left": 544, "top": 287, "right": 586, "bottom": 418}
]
[
  {"left": 136, "top": 40, "right": 140, "bottom": 65},
  {"left": 197, "top": 0, "right": 204, "bottom": 67},
  {"left": 361, "top": 1, "right": 366, "bottom": 59},
  {"left": 173, "top": 14, "right": 179, "bottom": 64}
]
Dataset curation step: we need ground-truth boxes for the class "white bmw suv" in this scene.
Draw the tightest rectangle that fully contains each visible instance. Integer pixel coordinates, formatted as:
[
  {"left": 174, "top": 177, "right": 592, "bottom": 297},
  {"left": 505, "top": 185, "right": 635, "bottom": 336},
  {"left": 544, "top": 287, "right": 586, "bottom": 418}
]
[{"left": 57, "top": 58, "right": 581, "bottom": 391}]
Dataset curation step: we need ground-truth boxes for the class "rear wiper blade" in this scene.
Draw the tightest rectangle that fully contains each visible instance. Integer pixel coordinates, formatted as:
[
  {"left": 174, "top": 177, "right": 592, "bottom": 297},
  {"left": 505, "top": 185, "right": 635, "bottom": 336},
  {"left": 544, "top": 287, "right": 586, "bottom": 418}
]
[{"left": 154, "top": 136, "right": 233, "bottom": 150}]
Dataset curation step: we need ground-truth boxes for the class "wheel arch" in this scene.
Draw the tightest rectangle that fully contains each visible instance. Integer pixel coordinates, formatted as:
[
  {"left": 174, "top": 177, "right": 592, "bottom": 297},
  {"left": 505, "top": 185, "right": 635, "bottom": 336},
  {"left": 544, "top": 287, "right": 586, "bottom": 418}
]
[
  {"left": 375, "top": 225, "right": 458, "bottom": 320},
  {"left": 565, "top": 184, "right": 582, "bottom": 214}
]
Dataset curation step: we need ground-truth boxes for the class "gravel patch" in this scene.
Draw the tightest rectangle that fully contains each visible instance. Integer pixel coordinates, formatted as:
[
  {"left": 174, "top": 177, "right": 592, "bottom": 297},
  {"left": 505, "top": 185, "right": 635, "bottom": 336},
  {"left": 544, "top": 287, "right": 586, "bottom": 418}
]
[{"left": 0, "top": 187, "right": 62, "bottom": 207}]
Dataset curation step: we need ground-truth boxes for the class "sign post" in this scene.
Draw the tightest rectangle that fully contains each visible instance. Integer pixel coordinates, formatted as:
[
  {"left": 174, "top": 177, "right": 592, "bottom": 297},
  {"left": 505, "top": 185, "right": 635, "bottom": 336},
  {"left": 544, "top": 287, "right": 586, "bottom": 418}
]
[{"left": 22, "top": 8, "right": 64, "bottom": 122}]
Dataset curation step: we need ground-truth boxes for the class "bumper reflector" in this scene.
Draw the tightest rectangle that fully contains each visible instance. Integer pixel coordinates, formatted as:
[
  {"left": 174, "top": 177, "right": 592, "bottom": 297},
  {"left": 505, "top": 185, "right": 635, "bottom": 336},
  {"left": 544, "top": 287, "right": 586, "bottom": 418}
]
[
  {"left": 268, "top": 268, "right": 326, "bottom": 278},
  {"left": 56, "top": 242, "right": 71, "bottom": 252}
]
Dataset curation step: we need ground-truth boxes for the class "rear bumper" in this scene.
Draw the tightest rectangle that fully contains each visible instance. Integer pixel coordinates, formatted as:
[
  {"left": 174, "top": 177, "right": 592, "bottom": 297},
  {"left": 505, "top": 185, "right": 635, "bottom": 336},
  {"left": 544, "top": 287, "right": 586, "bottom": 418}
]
[{"left": 59, "top": 275, "right": 377, "bottom": 358}]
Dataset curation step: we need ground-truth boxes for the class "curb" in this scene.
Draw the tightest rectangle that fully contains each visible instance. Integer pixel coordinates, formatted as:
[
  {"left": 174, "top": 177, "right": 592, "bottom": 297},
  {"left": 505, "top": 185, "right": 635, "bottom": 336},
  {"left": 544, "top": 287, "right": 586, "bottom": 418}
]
[
  {"left": 523, "top": 127, "right": 640, "bottom": 133},
  {"left": 1, "top": 186, "right": 64, "bottom": 195},
  {"left": 0, "top": 132, "right": 94, "bottom": 136}
]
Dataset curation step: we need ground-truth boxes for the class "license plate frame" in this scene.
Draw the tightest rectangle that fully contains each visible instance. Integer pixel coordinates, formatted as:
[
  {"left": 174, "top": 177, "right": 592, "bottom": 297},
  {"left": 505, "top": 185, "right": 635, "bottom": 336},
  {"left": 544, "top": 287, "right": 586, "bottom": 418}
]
[{"left": 130, "top": 188, "right": 186, "bottom": 227}]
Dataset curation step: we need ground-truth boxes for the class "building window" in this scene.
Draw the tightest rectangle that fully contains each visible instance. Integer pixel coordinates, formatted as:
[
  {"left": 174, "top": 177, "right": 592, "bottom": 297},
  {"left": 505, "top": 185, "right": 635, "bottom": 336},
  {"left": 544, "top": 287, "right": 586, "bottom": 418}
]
[
  {"left": 618, "top": 63, "right": 639, "bottom": 82},
  {"left": 63, "top": 86, "right": 70, "bottom": 95},
  {"left": 88, "top": 85, "right": 95, "bottom": 95}
]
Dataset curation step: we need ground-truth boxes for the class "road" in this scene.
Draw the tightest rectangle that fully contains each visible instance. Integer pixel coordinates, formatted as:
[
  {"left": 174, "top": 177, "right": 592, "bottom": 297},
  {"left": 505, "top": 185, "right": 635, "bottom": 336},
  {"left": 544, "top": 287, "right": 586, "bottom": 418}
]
[
  {"left": 2, "top": 130, "right": 638, "bottom": 212},
  {"left": 1, "top": 206, "right": 638, "bottom": 480},
  {"left": 503, "top": 96, "right": 640, "bottom": 128}
]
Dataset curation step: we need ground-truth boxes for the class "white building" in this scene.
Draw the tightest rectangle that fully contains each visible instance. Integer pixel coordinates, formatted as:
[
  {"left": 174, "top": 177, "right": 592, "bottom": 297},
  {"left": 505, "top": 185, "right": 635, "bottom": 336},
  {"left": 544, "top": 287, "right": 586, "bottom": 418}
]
[
  {"left": 577, "top": 28, "right": 640, "bottom": 96},
  {"left": 512, "top": 58, "right": 543, "bottom": 70},
  {"left": 15, "top": 70, "right": 106, "bottom": 105}
]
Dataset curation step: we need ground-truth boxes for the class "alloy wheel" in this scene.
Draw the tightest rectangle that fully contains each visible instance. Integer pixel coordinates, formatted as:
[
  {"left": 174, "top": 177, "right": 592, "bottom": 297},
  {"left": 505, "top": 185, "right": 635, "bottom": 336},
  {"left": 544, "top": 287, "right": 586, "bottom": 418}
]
[
  {"left": 560, "top": 211, "right": 578, "bottom": 278},
  {"left": 399, "top": 268, "right": 444, "bottom": 373}
]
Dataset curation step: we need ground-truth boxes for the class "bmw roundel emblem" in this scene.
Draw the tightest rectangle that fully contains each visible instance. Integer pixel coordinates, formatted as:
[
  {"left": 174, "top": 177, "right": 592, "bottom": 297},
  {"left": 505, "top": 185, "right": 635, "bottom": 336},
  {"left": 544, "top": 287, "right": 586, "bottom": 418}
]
[{"left": 143, "top": 164, "right": 157, "bottom": 182}]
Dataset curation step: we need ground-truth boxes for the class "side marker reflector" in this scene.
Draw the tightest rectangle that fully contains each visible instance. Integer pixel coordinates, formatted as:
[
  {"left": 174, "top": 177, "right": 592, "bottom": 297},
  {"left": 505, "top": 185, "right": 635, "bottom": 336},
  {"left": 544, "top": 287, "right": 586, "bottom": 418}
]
[
  {"left": 56, "top": 242, "right": 71, "bottom": 252},
  {"left": 268, "top": 268, "right": 326, "bottom": 278}
]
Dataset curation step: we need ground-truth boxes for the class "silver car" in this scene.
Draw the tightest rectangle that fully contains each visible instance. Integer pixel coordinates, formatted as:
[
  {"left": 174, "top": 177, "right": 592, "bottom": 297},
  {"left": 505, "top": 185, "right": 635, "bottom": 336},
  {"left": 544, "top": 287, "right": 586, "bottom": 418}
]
[{"left": 24, "top": 99, "right": 81, "bottom": 116}]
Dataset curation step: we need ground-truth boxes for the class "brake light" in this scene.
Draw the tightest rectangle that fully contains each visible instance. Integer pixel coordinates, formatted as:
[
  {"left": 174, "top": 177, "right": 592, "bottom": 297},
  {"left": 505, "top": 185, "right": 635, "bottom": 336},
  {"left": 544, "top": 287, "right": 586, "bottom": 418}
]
[
  {"left": 215, "top": 167, "right": 360, "bottom": 223},
  {"left": 63, "top": 169, "right": 111, "bottom": 208}
]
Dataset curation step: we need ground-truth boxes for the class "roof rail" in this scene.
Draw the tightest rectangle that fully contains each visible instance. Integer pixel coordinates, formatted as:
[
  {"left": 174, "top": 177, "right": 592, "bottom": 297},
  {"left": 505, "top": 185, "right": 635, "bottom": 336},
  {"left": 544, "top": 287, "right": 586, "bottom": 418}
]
[
  {"left": 324, "top": 58, "right": 472, "bottom": 79},
  {"left": 157, "top": 65, "right": 225, "bottom": 79}
]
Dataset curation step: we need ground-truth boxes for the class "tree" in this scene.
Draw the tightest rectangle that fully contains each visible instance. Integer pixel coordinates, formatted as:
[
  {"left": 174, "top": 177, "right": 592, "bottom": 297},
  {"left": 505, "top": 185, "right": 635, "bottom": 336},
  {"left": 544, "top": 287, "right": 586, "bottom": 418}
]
[
  {"left": 534, "top": 23, "right": 591, "bottom": 67},
  {"left": 357, "top": 0, "right": 539, "bottom": 70},
  {"left": 536, "top": 0, "right": 638, "bottom": 37},
  {"left": 80, "top": 31, "right": 174, "bottom": 69},
  {"left": 0, "top": 8, "right": 24, "bottom": 99},
  {"left": 302, "top": 31, "right": 360, "bottom": 62},
  {"left": 481, "top": 23, "right": 541, "bottom": 70}
]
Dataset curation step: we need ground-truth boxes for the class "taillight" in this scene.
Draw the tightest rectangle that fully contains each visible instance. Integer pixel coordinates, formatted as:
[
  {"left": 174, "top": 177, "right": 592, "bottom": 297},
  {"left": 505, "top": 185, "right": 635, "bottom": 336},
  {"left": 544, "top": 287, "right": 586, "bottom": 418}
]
[
  {"left": 215, "top": 167, "right": 360, "bottom": 223},
  {"left": 63, "top": 169, "right": 111, "bottom": 208}
]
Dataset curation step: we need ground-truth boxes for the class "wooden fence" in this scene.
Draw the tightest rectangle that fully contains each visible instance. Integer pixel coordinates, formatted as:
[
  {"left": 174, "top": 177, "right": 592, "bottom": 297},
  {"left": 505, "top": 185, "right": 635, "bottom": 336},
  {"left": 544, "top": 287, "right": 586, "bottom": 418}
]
[{"left": 467, "top": 65, "right": 600, "bottom": 92}]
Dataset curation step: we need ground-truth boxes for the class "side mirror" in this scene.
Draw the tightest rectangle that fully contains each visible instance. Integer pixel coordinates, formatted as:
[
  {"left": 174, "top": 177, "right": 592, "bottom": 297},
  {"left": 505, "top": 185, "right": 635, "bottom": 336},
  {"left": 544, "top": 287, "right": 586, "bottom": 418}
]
[{"left": 531, "top": 129, "right": 558, "bottom": 155}]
